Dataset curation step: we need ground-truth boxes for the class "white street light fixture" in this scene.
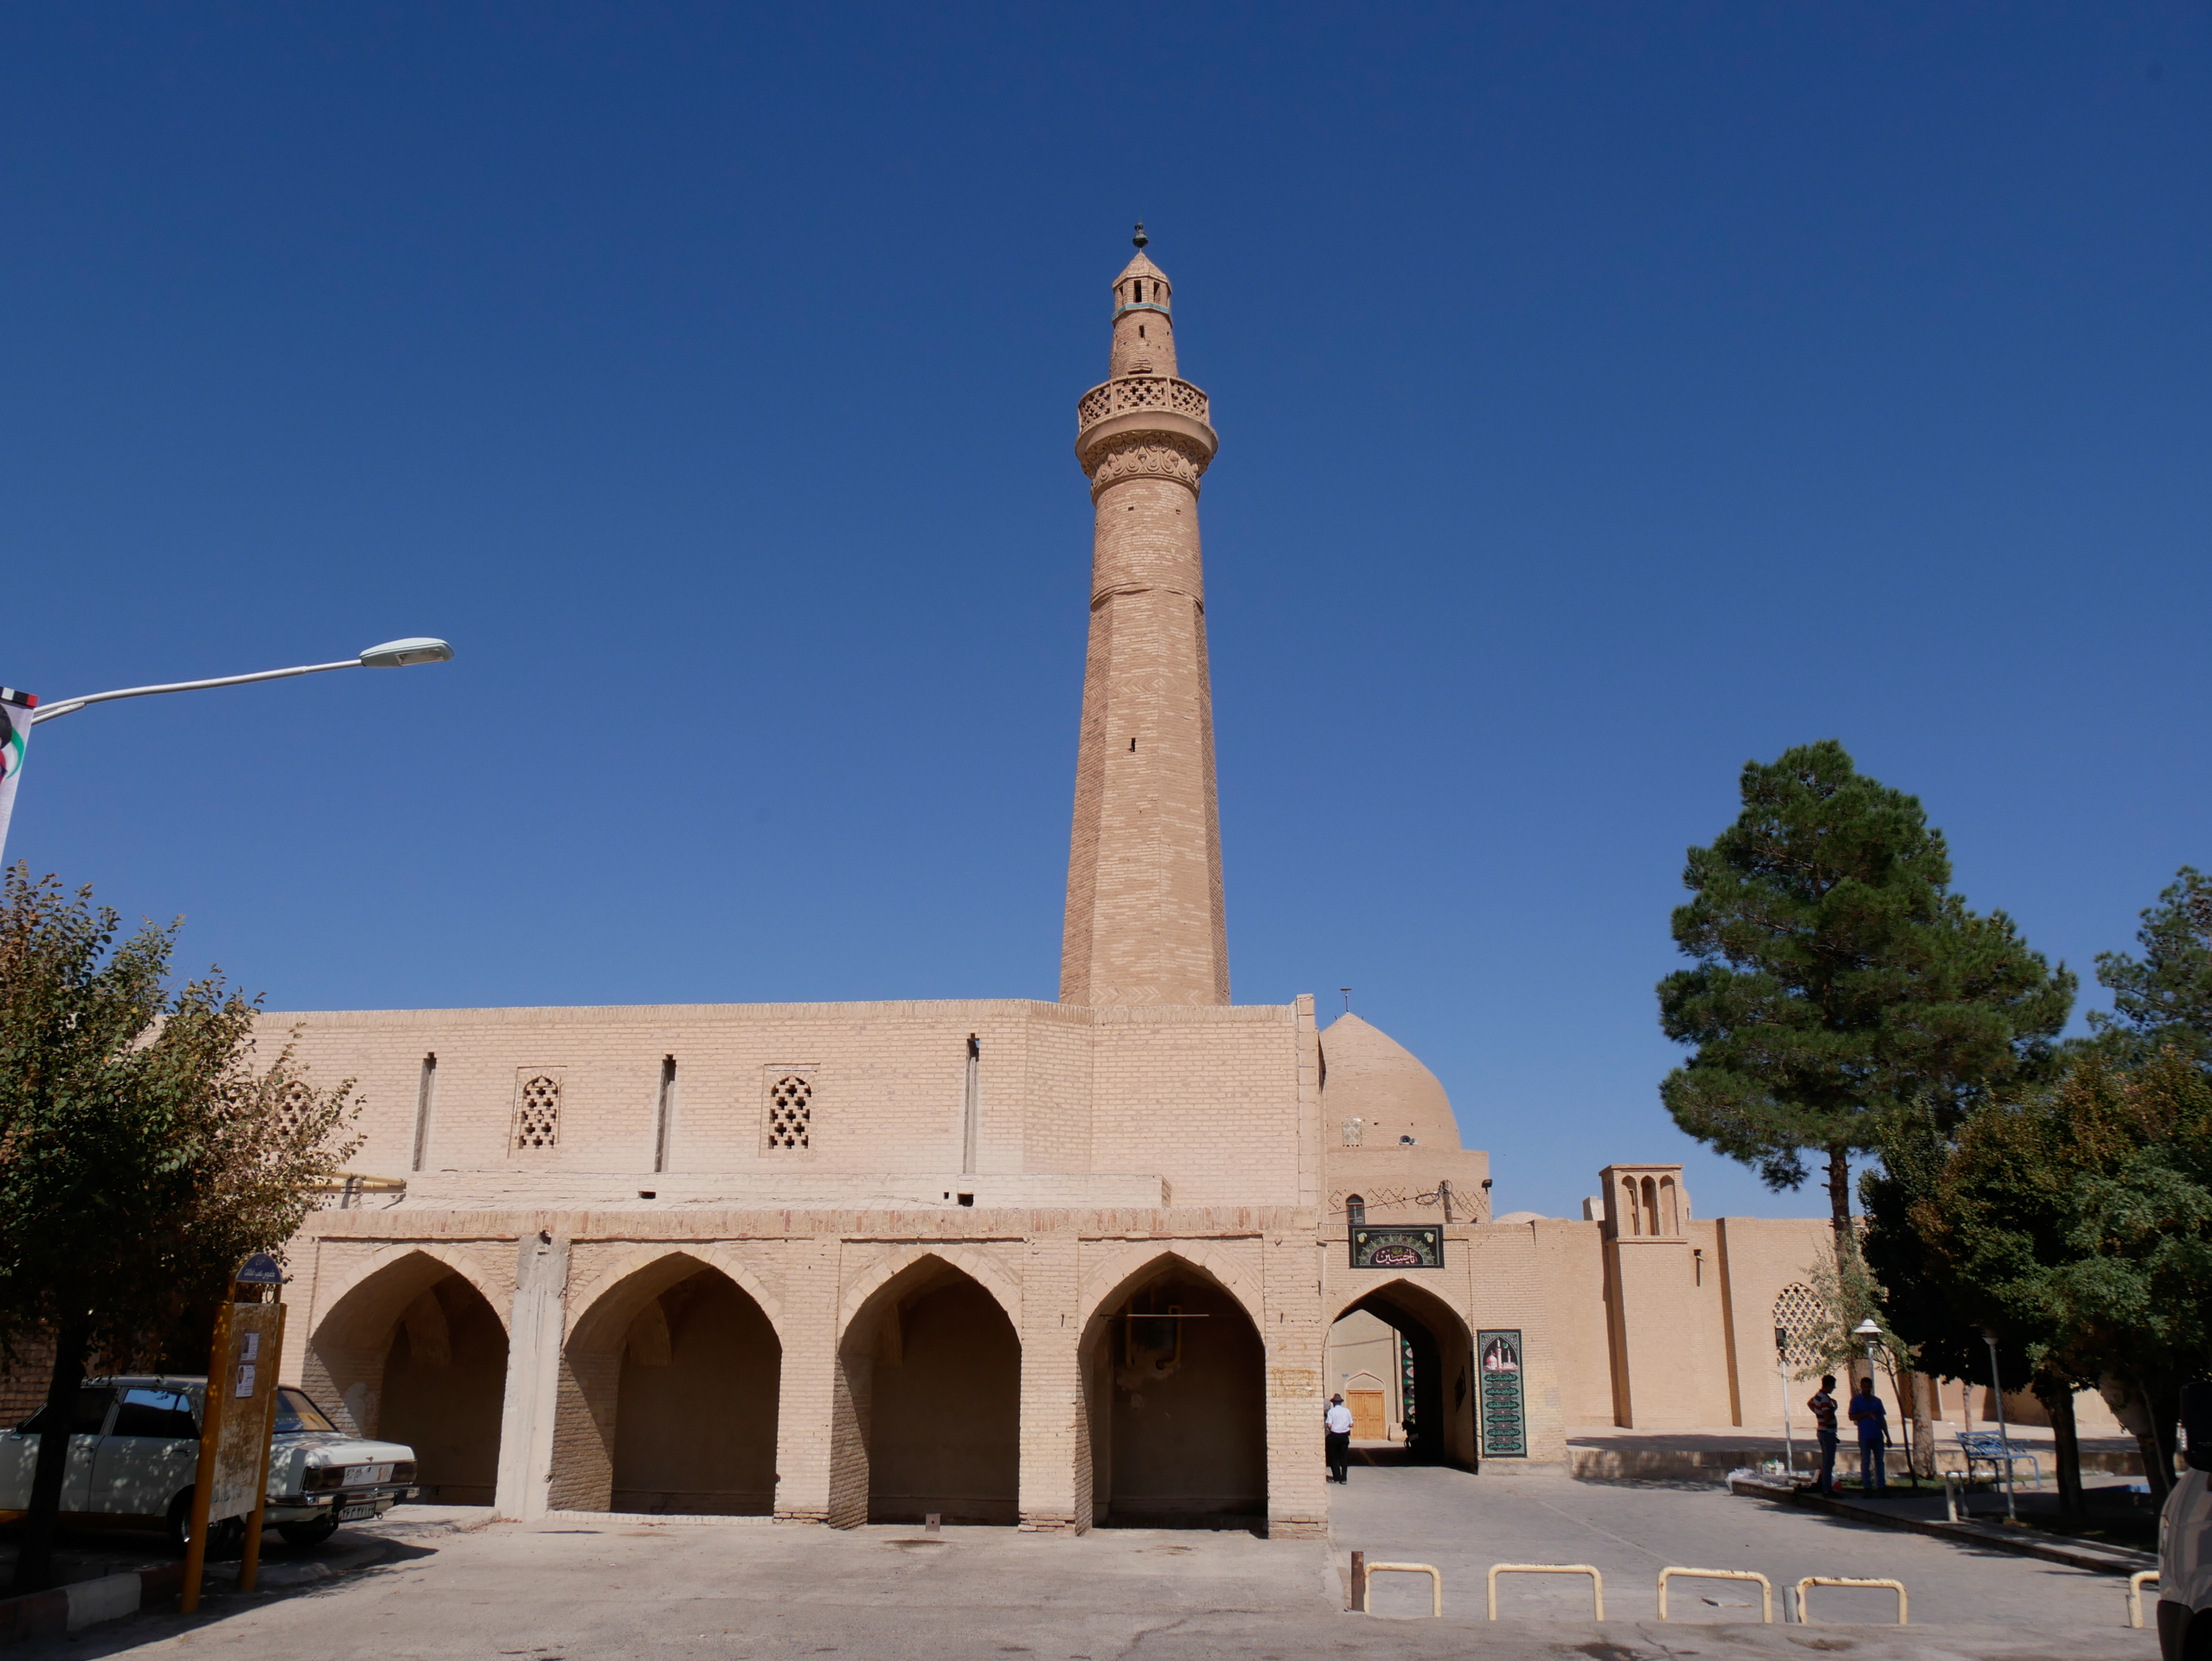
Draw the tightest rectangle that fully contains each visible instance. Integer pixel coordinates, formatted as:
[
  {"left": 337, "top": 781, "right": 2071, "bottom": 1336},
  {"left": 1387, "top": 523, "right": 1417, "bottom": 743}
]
[
  {"left": 0, "top": 638, "right": 453, "bottom": 864},
  {"left": 29, "top": 638, "right": 453, "bottom": 726}
]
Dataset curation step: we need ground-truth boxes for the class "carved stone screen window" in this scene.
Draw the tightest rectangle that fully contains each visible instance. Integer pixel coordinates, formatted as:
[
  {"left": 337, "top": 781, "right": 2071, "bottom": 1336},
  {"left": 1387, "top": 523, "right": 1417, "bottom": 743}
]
[
  {"left": 274, "top": 1081, "right": 311, "bottom": 1138},
  {"left": 514, "top": 1073, "right": 562, "bottom": 1151},
  {"left": 1772, "top": 1282, "right": 1829, "bottom": 1374},
  {"left": 764, "top": 1072, "right": 813, "bottom": 1151}
]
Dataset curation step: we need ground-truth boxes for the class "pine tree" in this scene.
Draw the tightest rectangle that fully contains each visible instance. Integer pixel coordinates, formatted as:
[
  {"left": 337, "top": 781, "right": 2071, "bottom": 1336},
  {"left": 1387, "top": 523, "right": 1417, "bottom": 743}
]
[
  {"left": 2086, "top": 866, "right": 2212, "bottom": 1067},
  {"left": 1657, "top": 741, "right": 2074, "bottom": 1265}
]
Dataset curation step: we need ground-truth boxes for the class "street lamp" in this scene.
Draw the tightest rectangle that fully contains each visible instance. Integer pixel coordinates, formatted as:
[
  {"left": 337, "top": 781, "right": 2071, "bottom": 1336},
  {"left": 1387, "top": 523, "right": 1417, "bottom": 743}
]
[
  {"left": 28, "top": 638, "right": 453, "bottom": 726},
  {"left": 1983, "top": 1327, "right": 2017, "bottom": 1521},
  {"left": 0, "top": 638, "right": 453, "bottom": 863},
  {"left": 1775, "top": 1325, "right": 1795, "bottom": 1483}
]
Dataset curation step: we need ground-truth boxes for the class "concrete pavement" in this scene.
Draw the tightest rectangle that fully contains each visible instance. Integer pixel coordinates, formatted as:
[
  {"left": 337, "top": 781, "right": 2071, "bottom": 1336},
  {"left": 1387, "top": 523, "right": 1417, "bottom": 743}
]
[{"left": 16, "top": 1470, "right": 2161, "bottom": 1660}]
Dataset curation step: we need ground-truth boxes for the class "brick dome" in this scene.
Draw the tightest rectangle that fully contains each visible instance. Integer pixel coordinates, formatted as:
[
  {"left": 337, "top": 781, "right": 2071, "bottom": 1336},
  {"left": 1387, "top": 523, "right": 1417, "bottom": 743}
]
[{"left": 1319, "top": 1014, "right": 1463, "bottom": 1151}]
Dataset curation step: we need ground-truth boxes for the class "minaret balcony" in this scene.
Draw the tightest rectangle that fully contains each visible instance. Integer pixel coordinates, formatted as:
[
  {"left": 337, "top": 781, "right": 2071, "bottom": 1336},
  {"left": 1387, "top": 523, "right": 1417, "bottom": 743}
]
[
  {"left": 1074, "top": 375, "right": 1219, "bottom": 476},
  {"left": 1076, "top": 374, "right": 1210, "bottom": 428}
]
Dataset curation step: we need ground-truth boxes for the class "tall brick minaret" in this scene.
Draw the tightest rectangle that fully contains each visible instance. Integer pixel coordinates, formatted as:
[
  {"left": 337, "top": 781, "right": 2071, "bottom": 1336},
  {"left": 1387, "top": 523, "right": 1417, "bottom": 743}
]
[{"left": 1059, "top": 226, "right": 1229, "bottom": 1008}]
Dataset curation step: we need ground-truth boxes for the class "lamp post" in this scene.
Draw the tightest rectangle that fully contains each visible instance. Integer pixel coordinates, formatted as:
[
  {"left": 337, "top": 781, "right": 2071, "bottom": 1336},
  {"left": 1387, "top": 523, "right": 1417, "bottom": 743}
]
[
  {"left": 1983, "top": 1327, "right": 2017, "bottom": 1521},
  {"left": 1852, "top": 1318, "right": 1884, "bottom": 1494},
  {"left": 1776, "top": 1325, "right": 1794, "bottom": 1482},
  {"left": 0, "top": 638, "right": 452, "bottom": 863}
]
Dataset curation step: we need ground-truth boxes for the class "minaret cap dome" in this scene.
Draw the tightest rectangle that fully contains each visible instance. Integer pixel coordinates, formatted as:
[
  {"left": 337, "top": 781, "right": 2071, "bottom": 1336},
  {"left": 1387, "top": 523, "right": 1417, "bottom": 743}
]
[
  {"left": 1115, "top": 249, "right": 1170, "bottom": 286},
  {"left": 1320, "top": 1013, "right": 1463, "bottom": 1151}
]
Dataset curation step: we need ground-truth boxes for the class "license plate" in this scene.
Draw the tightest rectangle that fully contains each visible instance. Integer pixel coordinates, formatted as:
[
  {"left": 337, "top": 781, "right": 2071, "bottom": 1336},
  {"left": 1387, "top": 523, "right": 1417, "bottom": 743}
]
[
  {"left": 342, "top": 1464, "right": 391, "bottom": 1486},
  {"left": 337, "top": 1503, "right": 378, "bottom": 1521}
]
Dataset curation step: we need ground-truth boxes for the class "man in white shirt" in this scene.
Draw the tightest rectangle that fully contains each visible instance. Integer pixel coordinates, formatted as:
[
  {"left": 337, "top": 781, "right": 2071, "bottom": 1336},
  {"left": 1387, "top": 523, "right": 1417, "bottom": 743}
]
[{"left": 1324, "top": 1395, "right": 1354, "bottom": 1484}]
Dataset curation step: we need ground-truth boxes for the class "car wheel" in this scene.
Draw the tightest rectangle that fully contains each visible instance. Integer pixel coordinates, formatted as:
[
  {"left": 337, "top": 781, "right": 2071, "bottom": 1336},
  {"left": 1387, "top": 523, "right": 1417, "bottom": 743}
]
[
  {"left": 278, "top": 1512, "right": 341, "bottom": 1549},
  {"left": 164, "top": 1490, "right": 193, "bottom": 1551},
  {"left": 164, "top": 1491, "right": 247, "bottom": 1560}
]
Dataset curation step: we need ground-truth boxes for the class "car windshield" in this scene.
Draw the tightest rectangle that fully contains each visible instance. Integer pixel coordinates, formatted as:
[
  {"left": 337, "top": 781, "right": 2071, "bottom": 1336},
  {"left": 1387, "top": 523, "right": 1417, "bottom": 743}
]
[{"left": 272, "top": 1388, "right": 338, "bottom": 1434}]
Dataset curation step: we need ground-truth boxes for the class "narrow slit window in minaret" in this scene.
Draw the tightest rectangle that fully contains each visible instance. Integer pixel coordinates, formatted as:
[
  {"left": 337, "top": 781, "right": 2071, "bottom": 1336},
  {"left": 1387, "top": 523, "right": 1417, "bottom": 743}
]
[
  {"left": 1129, "top": 738, "right": 1137, "bottom": 752},
  {"left": 1138, "top": 324, "right": 1145, "bottom": 337},
  {"left": 1133, "top": 281, "right": 1142, "bottom": 301}
]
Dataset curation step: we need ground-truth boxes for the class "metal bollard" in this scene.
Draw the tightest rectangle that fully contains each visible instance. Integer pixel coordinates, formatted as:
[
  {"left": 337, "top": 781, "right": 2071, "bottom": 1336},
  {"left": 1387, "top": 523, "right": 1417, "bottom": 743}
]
[
  {"left": 1796, "top": 1575, "right": 1907, "bottom": 1626},
  {"left": 2129, "top": 1570, "right": 2160, "bottom": 1631},
  {"left": 1487, "top": 1563, "right": 1604, "bottom": 1620},
  {"left": 1348, "top": 1549, "right": 1365, "bottom": 1612},
  {"left": 1362, "top": 1562, "right": 1442, "bottom": 1618},
  {"left": 1657, "top": 1567, "right": 1773, "bottom": 1623}
]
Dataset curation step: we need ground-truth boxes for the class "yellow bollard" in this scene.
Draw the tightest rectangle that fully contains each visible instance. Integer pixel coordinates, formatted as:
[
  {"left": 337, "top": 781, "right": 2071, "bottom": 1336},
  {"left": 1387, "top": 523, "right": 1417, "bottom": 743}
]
[
  {"left": 1360, "top": 1562, "right": 1442, "bottom": 1617},
  {"left": 2129, "top": 1570, "right": 2160, "bottom": 1631},
  {"left": 1795, "top": 1575, "right": 1907, "bottom": 1626},
  {"left": 1486, "top": 1563, "right": 1604, "bottom": 1620},
  {"left": 1657, "top": 1566, "right": 1773, "bottom": 1623}
]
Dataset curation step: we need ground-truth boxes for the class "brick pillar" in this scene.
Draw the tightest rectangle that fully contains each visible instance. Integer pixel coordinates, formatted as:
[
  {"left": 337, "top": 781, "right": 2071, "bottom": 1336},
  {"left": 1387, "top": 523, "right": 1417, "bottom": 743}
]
[
  {"left": 773, "top": 1237, "right": 842, "bottom": 1524},
  {"left": 1016, "top": 1235, "right": 1087, "bottom": 1531},
  {"left": 1262, "top": 1232, "right": 1328, "bottom": 1537},
  {"left": 492, "top": 1223, "right": 569, "bottom": 1521}
]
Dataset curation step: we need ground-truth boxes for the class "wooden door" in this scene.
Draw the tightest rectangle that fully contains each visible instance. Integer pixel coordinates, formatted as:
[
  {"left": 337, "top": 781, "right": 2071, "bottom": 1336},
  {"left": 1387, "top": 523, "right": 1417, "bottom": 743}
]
[{"left": 1347, "top": 1389, "right": 1385, "bottom": 1441}]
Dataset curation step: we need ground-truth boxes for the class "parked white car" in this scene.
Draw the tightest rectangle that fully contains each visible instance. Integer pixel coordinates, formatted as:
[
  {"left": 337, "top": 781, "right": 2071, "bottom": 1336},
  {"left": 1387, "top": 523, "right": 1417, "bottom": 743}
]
[
  {"left": 2158, "top": 1384, "right": 2212, "bottom": 1660},
  {"left": 0, "top": 1376, "right": 417, "bottom": 1551}
]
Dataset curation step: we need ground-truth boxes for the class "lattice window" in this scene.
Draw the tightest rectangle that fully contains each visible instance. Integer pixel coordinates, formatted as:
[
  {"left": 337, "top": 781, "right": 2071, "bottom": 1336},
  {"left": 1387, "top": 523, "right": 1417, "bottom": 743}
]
[
  {"left": 515, "top": 1074, "right": 561, "bottom": 1151},
  {"left": 274, "top": 1081, "right": 311, "bottom": 1137},
  {"left": 765, "top": 1074, "right": 812, "bottom": 1151},
  {"left": 1772, "top": 1282, "right": 1829, "bottom": 1372}
]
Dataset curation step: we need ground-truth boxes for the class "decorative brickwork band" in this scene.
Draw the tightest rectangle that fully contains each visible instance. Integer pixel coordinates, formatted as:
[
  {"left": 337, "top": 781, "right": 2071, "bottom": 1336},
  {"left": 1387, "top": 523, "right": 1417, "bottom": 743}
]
[{"left": 1080, "top": 433, "right": 1213, "bottom": 501}]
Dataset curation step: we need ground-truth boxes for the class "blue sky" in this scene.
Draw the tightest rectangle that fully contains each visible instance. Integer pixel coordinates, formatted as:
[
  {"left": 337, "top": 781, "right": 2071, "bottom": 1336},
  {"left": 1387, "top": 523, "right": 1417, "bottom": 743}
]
[{"left": 3, "top": 3, "right": 2204, "bottom": 1222}]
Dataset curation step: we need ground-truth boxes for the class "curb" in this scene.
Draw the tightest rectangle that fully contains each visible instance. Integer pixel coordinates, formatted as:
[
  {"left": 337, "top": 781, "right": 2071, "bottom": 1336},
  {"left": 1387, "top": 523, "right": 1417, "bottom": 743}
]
[
  {"left": 0, "top": 1536, "right": 405, "bottom": 1645},
  {"left": 1728, "top": 1474, "right": 2158, "bottom": 1577},
  {"left": 0, "top": 1561, "right": 184, "bottom": 1646}
]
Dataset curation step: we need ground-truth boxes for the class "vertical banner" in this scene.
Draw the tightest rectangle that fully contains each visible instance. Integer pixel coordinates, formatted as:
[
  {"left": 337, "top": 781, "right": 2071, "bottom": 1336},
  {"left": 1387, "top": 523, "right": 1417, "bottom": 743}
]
[
  {"left": 0, "top": 688, "right": 36, "bottom": 867},
  {"left": 1476, "top": 1329, "right": 1528, "bottom": 1459}
]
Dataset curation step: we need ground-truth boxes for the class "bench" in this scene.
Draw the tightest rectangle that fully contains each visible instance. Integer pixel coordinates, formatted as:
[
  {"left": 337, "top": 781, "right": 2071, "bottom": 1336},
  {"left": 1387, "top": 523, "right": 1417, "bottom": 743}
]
[{"left": 1949, "top": 1430, "right": 2042, "bottom": 1489}]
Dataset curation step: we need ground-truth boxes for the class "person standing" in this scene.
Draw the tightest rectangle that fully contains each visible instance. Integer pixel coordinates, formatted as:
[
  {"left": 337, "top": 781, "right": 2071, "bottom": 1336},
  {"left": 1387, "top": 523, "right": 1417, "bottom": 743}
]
[
  {"left": 1807, "top": 1376, "right": 1840, "bottom": 1494},
  {"left": 1324, "top": 1395, "right": 1354, "bottom": 1484},
  {"left": 1848, "top": 1375, "right": 1890, "bottom": 1496}
]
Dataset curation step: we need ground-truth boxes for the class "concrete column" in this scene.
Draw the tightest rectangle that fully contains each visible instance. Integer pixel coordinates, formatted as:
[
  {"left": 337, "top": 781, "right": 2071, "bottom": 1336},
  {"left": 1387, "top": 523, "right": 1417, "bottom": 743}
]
[
  {"left": 1261, "top": 1232, "right": 1328, "bottom": 1538},
  {"left": 492, "top": 1223, "right": 569, "bottom": 1521},
  {"left": 773, "top": 1236, "right": 842, "bottom": 1524},
  {"left": 1016, "top": 1234, "right": 1087, "bottom": 1530}
]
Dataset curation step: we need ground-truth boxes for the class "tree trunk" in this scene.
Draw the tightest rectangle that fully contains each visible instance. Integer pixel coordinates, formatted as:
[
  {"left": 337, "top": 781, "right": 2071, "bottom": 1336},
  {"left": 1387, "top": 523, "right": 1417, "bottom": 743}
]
[
  {"left": 2034, "top": 1370, "right": 2086, "bottom": 1518},
  {"left": 12, "top": 1321, "right": 88, "bottom": 1594},
  {"left": 1825, "top": 1145, "right": 1855, "bottom": 1270},
  {"left": 1904, "top": 1367, "right": 1935, "bottom": 1479},
  {"left": 2138, "top": 1372, "right": 2182, "bottom": 1504}
]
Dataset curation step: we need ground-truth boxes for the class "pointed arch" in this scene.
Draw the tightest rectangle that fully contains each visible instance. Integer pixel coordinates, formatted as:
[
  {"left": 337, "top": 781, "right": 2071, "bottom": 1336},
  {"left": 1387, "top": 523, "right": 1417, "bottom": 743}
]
[
  {"left": 1078, "top": 1248, "right": 1267, "bottom": 1530},
  {"left": 567, "top": 1245, "right": 785, "bottom": 1352},
  {"left": 837, "top": 1242, "right": 1021, "bottom": 1337},
  {"left": 551, "top": 1248, "right": 782, "bottom": 1516},
  {"left": 831, "top": 1251, "right": 1023, "bottom": 1527},
  {"left": 1326, "top": 1274, "right": 1477, "bottom": 1470},
  {"left": 311, "top": 1241, "right": 510, "bottom": 1340},
  {"left": 1077, "top": 1241, "right": 1265, "bottom": 1341},
  {"left": 304, "top": 1245, "right": 510, "bottom": 1501}
]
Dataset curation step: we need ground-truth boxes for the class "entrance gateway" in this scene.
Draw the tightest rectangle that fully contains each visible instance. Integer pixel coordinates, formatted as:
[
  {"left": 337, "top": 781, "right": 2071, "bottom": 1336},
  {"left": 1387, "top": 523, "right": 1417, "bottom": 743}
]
[{"left": 192, "top": 233, "right": 1864, "bottom": 1537}]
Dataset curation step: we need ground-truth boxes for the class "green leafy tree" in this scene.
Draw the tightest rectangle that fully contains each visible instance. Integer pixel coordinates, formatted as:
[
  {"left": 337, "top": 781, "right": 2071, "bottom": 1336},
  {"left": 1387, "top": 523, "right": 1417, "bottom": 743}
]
[
  {"left": 1657, "top": 740, "right": 2074, "bottom": 1267},
  {"left": 1869, "top": 1049, "right": 2212, "bottom": 1505},
  {"left": 2085, "top": 866, "right": 2212, "bottom": 1067},
  {"left": 1863, "top": 1101, "right": 2098, "bottom": 1510},
  {"left": 0, "top": 869, "right": 359, "bottom": 1592}
]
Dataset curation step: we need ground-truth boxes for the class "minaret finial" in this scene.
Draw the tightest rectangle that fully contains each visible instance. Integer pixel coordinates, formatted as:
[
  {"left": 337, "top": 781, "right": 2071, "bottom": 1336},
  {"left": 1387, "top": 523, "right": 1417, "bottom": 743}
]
[{"left": 1132, "top": 221, "right": 1148, "bottom": 251}]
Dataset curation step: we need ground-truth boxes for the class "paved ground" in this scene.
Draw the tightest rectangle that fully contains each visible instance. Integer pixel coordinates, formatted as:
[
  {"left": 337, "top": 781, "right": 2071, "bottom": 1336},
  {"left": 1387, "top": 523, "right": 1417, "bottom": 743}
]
[{"left": 15, "top": 1470, "right": 2161, "bottom": 1660}]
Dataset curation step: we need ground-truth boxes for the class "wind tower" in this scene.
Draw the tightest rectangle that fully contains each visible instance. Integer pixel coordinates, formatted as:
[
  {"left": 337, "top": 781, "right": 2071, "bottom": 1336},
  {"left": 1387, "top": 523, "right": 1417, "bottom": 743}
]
[{"left": 1060, "top": 225, "right": 1229, "bottom": 1007}]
